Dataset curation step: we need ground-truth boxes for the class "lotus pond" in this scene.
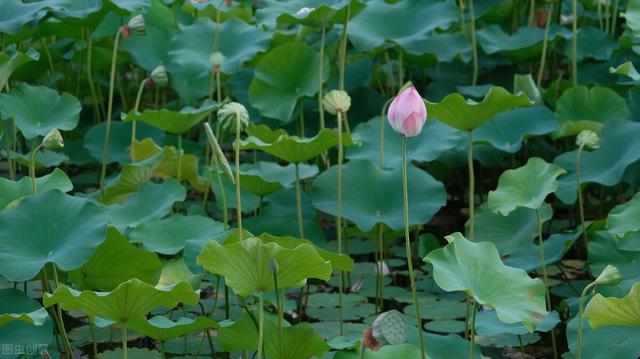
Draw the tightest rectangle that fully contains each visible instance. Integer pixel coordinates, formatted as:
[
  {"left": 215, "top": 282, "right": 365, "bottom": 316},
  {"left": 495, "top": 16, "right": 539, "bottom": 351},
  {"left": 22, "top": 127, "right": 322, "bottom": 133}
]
[{"left": 2, "top": 0, "right": 640, "bottom": 358}]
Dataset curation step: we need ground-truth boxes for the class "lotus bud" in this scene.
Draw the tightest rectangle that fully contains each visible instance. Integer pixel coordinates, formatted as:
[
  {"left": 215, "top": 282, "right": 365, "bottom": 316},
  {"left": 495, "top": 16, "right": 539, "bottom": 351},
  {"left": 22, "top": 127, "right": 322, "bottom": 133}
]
[
  {"left": 42, "top": 129, "right": 64, "bottom": 150},
  {"left": 203, "top": 122, "right": 234, "bottom": 183},
  {"left": 323, "top": 90, "right": 351, "bottom": 115},
  {"left": 219, "top": 102, "right": 249, "bottom": 133},
  {"left": 148, "top": 65, "right": 169, "bottom": 88},
  {"left": 371, "top": 310, "right": 406, "bottom": 346},
  {"left": 268, "top": 257, "right": 279, "bottom": 275},
  {"left": 576, "top": 130, "right": 600, "bottom": 150},
  {"left": 387, "top": 86, "right": 427, "bottom": 137},
  {"left": 295, "top": 7, "right": 315, "bottom": 17},
  {"left": 210, "top": 52, "right": 225, "bottom": 73},
  {"left": 593, "top": 265, "right": 621, "bottom": 286},
  {"left": 121, "top": 15, "right": 146, "bottom": 38}
]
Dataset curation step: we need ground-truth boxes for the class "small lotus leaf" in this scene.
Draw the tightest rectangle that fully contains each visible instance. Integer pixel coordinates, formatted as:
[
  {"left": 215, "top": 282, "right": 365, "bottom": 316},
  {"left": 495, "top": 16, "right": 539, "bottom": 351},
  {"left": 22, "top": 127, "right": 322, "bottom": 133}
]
[
  {"left": 0, "top": 289, "right": 48, "bottom": 327},
  {"left": 128, "top": 316, "right": 219, "bottom": 342}
]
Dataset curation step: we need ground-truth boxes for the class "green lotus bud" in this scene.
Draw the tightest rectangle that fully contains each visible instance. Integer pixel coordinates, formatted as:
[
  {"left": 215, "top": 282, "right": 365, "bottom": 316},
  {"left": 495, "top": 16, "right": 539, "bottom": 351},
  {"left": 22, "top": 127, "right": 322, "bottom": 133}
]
[
  {"left": 124, "top": 15, "right": 146, "bottom": 37},
  {"left": 371, "top": 309, "right": 405, "bottom": 346},
  {"left": 149, "top": 65, "right": 169, "bottom": 88},
  {"left": 323, "top": 90, "right": 351, "bottom": 115},
  {"left": 268, "top": 257, "right": 279, "bottom": 275},
  {"left": 594, "top": 265, "right": 621, "bottom": 286},
  {"left": 219, "top": 102, "right": 249, "bottom": 133},
  {"left": 42, "top": 129, "right": 64, "bottom": 150},
  {"left": 203, "top": 122, "right": 234, "bottom": 183},
  {"left": 210, "top": 52, "right": 225, "bottom": 69},
  {"left": 576, "top": 130, "right": 600, "bottom": 150}
]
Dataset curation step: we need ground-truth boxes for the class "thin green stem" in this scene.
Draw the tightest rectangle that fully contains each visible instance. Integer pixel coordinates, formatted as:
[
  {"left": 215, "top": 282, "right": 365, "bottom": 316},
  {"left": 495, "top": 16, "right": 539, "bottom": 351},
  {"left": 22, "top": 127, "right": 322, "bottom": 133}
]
[
  {"left": 49, "top": 264, "right": 73, "bottom": 356},
  {"left": 318, "top": 24, "right": 326, "bottom": 130},
  {"left": 528, "top": 0, "right": 536, "bottom": 26},
  {"left": 576, "top": 145, "right": 587, "bottom": 257},
  {"left": 467, "top": 131, "right": 475, "bottom": 241},
  {"left": 90, "top": 318, "right": 99, "bottom": 359},
  {"left": 235, "top": 119, "right": 243, "bottom": 238},
  {"left": 338, "top": 4, "right": 350, "bottom": 91},
  {"left": 469, "top": 0, "right": 478, "bottom": 85},
  {"left": 571, "top": 0, "right": 578, "bottom": 87},
  {"left": 397, "top": 49, "right": 403, "bottom": 87},
  {"left": 458, "top": 0, "right": 466, "bottom": 35},
  {"left": 273, "top": 273, "right": 284, "bottom": 358},
  {"left": 536, "top": 209, "right": 558, "bottom": 359},
  {"left": 122, "top": 324, "right": 128, "bottom": 359},
  {"left": 130, "top": 78, "right": 147, "bottom": 162},
  {"left": 380, "top": 99, "right": 392, "bottom": 168},
  {"left": 257, "top": 294, "right": 264, "bottom": 359},
  {"left": 377, "top": 223, "right": 384, "bottom": 312},
  {"left": 176, "top": 134, "right": 182, "bottom": 182},
  {"left": 537, "top": 4, "right": 553, "bottom": 87},
  {"left": 29, "top": 145, "right": 41, "bottom": 195},
  {"left": 577, "top": 283, "right": 594, "bottom": 359},
  {"left": 611, "top": 0, "right": 620, "bottom": 35},
  {"left": 0, "top": 119, "right": 14, "bottom": 180},
  {"left": 295, "top": 164, "right": 305, "bottom": 239},
  {"left": 469, "top": 301, "right": 477, "bottom": 359},
  {"left": 336, "top": 111, "right": 345, "bottom": 336},
  {"left": 403, "top": 137, "right": 425, "bottom": 359},
  {"left": 100, "top": 28, "right": 122, "bottom": 197},
  {"left": 85, "top": 26, "right": 103, "bottom": 123}
]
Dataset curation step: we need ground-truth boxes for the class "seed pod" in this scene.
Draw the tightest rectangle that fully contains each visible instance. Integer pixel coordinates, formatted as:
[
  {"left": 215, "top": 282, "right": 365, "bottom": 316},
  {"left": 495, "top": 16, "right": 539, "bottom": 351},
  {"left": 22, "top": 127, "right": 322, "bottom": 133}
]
[{"left": 371, "top": 309, "right": 406, "bottom": 346}]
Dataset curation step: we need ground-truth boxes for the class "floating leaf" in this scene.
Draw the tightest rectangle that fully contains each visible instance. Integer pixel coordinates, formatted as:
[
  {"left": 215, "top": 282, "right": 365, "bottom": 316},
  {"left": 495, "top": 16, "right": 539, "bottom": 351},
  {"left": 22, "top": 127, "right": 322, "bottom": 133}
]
[
  {"left": 197, "top": 237, "right": 331, "bottom": 296},
  {"left": 0, "top": 190, "right": 108, "bottom": 282},
  {"left": 424, "top": 233, "right": 547, "bottom": 331},
  {"left": 585, "top": 282, "right": 640, "bottom": 328},
  {"left": 121, "top": 100, "right": 219, "bottom": 134},
  {"left": 554, "top": 86, "right": 628, "bottom": 137},
  {"left": 0, "top": 84, "right": 81, "bottom": 139},
  {"left": 488, "top": 157, "right": 566, "bottom": 216},
  {"left": 313, "top": 160, "right": 446, "bottom": 232}
]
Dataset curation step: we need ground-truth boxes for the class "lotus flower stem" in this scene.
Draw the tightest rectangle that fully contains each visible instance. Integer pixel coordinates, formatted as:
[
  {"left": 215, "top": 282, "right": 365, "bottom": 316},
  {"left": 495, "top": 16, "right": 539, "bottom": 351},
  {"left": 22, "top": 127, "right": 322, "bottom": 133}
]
[
  {"left": 48, "top": 264, "right": 74, "bottom": 357},
  {"left": 402, "top": 137, "right": 425, "bottom": 359},
  {"left": 376, "top": 223, "right": 384, "bottom": 312},
  {"left": 130, "top": 77, "right": 148, "bottom": 162},
  {"left": 318, "top": 24, "right": 326, "bottom": 130},
  {"left": 337, "top": 110, "right": 345, "bottom": 336},
  {"left": 0, "top": 120, "right": 14, "bottom": 180},
  {"left": 100, "top": 28, "right": 123, "bottom": 197},
  {"left": 536, "top": 208, "right": 558, "bottom": 359},
  {"left": 380, "top": 98, "right": 392, "bottom": 167},
  {"left": 257, "top": 294, "right": 264, "bottom": 359},
  {"left": 338, "top": 4, "right": 350, "bottom": 92},
  {"left": 469, "top": 300, "right": 477, "bottom": 359},
  {"left": 89, "top": 318, "right": 99, "bottom": 358},
  {"left": 29, "top": 145, "right": 41, "bottom": 195},
  {"left": 468, "top": 0, "right": 478, "bottom": 85},
  {"left": 235, "top": 118, "right": 243, "bottom": 238},
  {"left": 528, "top": 0, "right": 535, "bottom": 26},
  {"left": 397, "top": 49, "right": 403, "bottom": 87},
  {"left": 576, "top": 144, "right": 587, "bottom": 256},
  {"left": 597, "top": 1, "right": 603, "bottom": 30},
  {"left": 577, "top": 282, "right": 594, "bottom": 359},
  {"left": 571, "top": 0, "right": 578, "bottom": 87},
  {"left": 611, "top": 0, "right": 620, "bottom": 35},
  {"left": 467, "top": 131, "right": 475, "bottom": 240},
  {"left": 177, "top": 133, "right": 183, "bottom": 182},
  {"left": 458, "top": 0, "right": 466, "bottom": 35},
  {"left": 122, "top": 324, "right": 128, "bottom": 359},
  {"left": 84, "top": 26, "right": 103, "bottom": 123},
  {"left": 604, "top": 0, "right": 610, "bottom": 34},
  {"left": 536, "top": 4, "right": 553, "bottom": 87},
  {"left": 295, "top": 164, "right": 305, "bottom": 239},
  {"left": 273, "top": 272, "right": 284, "bottom": 358}
]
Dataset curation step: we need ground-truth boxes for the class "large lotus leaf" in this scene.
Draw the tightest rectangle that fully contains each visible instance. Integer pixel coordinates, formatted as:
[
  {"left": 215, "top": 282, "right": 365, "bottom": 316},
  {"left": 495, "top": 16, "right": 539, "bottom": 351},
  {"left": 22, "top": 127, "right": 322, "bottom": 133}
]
[
  {"left": 256, "top": 0, "right": 364, "bottom": 28},
  {"left": 476, "top": 24, "right": 571, "bottom": 60},
  {"left": 128, "top": 316, "right": 218, "bottom": 342},
  {"left": 44, "top": 279, "right": 199, "bottom": 324},
  {"left": 105, "top": 178, "right": 186, "bottom": 231},
  {"left": 121, "top": 100, "right": 219, "bottom": 134},
  {"left": 0, "top": 168, "right": 72, "bottom": 210},
  {"left": 0, "top": 289, "right": 48, "bottom": 327},
  {"left": 130, "top": 214, "right": 226, "bottom": 255},
  {"left": 0, "top": 0, "right": 45, "bottom": 34},
  {"left": 99, "top": 156, "right": 161, "bottom": 205},
  {"left": 588, "top": 231, "right": 640, "bottom": 280},
  {"left": 503, "top": 227, "right": 582, "bottom": 271},
  {"left": 248, "top": 43, "right": 329, "bottom": 123},
  {"left": 473, "top": 107, "right": 559, "bottom": 153},
  {"left": 0, "top": 288, "right": 52, "bottom": 358},
  {"left": 427, "top": 86, "right": 533, "bottom": 132},
  {"left": 0, "top": 190, "right": 108, "bottom": 282},
  {"left": 607, "top": 192, "right": 640, "bottom": 238},
  {"left": 623, "top": 0, "right": 640, "bottom": 36},
  {"left": 488, "top": 157, "right": 566, "bottom": 216},
  {"left": 224, "top": 232, "right": 353, "bottom": 271},
  {"left": 471, "top": 203, "right": 552, "bottom": 256},
  {"left": 0, "top": 47, "right": 39, "bottom": 90},
  {"left": 68, "top": 227, "right": 162, "bottom": 291},
  {"left": 424, "top": 233, "right": 547, "bottom": 331},
  {"left": 50, "top": 0, "right": 103, "bottom": 20},
  {"left": 0, "top": 84, "right": 81, "bottom": 139},
  {"left": 566, "top": 314, "right": 640, "bottom": 359},
  {"left": 197, "top": 237, "right": 332, "bottom": 296},
  {"left": 584, "top": 282, "right": 640, "bottom": 328},
  {"left": 169, "top": 18, "right": 270, "bottom": 77},
  {"left": 83, "top": 120, "right": 164, "bottom": 164},
  {"left": 217, "top": 311, "right": 330, "bottom": 359},
  {"left": 347, "top": 117, "right": 464, "bottom": 169},
  {"left": 347, "top": 0, "right": 458, "bottom": 52},
  {"left": 554, "top": 86, "right": 629, "bottom": 137},
  {"left": 236, "top": 161, "right": 318, "bottom": 196},
  {"left": 240, "top": 127, "right": 349, "bottom": 164},
  {"left": 562, "top": 26, "right": 617, "bottom": 61},
  {"left": 123, "top": 26, "right": 174, "bottom": 72},
  {"left": 312, "top": 160, "right": 446, "bottom": 232},
  {"left": 554, "top": 120, "right": 640, "bottom": 204},
  {"left": 107, "top": 0, "right": 150, "bottom": 13}
]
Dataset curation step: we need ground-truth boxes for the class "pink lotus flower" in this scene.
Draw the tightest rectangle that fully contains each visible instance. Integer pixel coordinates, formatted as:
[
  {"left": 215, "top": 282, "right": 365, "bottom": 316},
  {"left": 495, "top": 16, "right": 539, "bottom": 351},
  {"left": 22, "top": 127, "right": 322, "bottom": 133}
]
[{"left": 387, "top": 87, "right": 427, "bottom": 137}]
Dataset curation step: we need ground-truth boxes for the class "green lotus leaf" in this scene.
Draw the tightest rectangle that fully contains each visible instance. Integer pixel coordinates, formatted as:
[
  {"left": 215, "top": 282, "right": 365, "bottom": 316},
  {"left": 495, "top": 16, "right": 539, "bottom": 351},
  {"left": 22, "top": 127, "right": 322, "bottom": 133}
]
[
  {"left": 476, "top": 310, "right": 559, "bottom": 336},
  {"left": 566, "top": 314, "right": 640, "bottom": 359},
  {"left": 562, "top": 26, "right": 617, "bottom": 61},
  {"left": 83, "top": 118, "right": 164, "bottom": 164},
  {"left": 121, "top": 100, "right": 219, "bottom": 134},
  {"left": 427, "top": 86, "right": 533, "bottom": 132},
  {"left": 157, "top": 258, "right": 202, "bottom": 289},
  {"left": 0, "top": 289, "right": 48, "bottom": 327},
  {"left": 312, "top": 160, "right": 446, "bottom": 232},
  {"left": 0, "top": 190, "right": 109, "bottom": 282},
  {"left": 169, "top": 18, "right": 270, "bottom": 77},
  {"left": 0, "top": 0, "right": 45, "bottom": 34},
  {"left": 224, "top": 232, "right": 353, "bottom": 271},
  {"left": 488, "top": 157, "right": 566, "bottom": 216},
  {"left": 49, "top": 0, "right": 103, "bottom": 20},
  {"left": 607, "top": 192, "right": 640, "bottom": 238},
  {"left": 209, "top": 170, "right": 260, "bottom": 213},
  {"left": 248, "top": 43, "right": 329, "bottom": 123},
  {"left": 107, "top": 0, "right": 150, "bottom": 13},
  {"left": 68, "top": 227, "right": 162, "bottom": 291},
  {"left": 256, "top": 0, "right": 365, "bottom": 28},
  {"left": 477, "top": 24, "right": 571, "bottom": 60},
  {"left": 197, "top": 237, "right": 332, "bottom": 296},
  {"left": 585, "top": 282, "right": 640, "bottom": 328},
  {"left": 128, "top": 316, "right": 218, "bottom": 342},
  {"left": 130, "top": 214, "right": 226, "bottom": 255},
  {"left": 0, "top": 47, "right": 39, "bottom": 90},
  {"left": 554, "top": 86, "right": 629, "bottom": 137},
  {"left": 588, "top": 231, "right": 640, "bottom": 280},
  {"left": 347, "top": 0, "right": 458, "bottom": 52},
  {"left": 236, "top": 161, "right": 319, "bottom": 197},
  {"left": 99, "top": 155, "right": 161, "bottom": 205},
  {"left": 554, "top": 120, "right": 640, "bottom": 204},
  {"left": 132, "top": 138, "right": 203, "bottom": 190},
  {"left": 44, "top": 278, "right": 199, "bottom": 324},
  {"left": 217, "top": 311, "right": 330, "bottom": 359},
  {"left": 347, "top": 117, "right": 463, "bottom": 169},
  {"left": 104, "top": 178, "right": 186, "bottom": 231},
  {"left": 123, "top": 26, "right": 174, "bottom": 72},
  {"left": 610, "top": 61, "right": 640, "bottom": 81},
  {"left": 623, "top": 0, "right": 640, "bottom": 36},
  {"left": 402, "top": 32, "right": 472, "bottom": 65},
  {"left": 424, "top": 232, "right": 547, "bottom": 331},
  {"left": 473, "top": 107, "right": 559, "bottom": 153},
  {"left": 240, "top": 126, "right": 350, "bottom": 164},
  {"left": 0, "top": 84, "right": 81, "bottom": 139},
  {"left": 10, "top": 149, "right": 68, "bottom": 169},
  {"left": 503, "top": 227, "right": 582, "bottom": 271},
  {"left": 0, "top": 168, "right": 72, "bottom": 210},
  {"left": 352, "top": 344, "right": 421, "bottom": 359},
  {"left": 183, "top": 228, "right": 243, "bottom": 274}
]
